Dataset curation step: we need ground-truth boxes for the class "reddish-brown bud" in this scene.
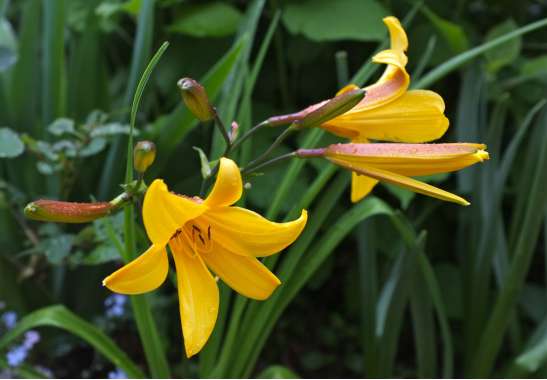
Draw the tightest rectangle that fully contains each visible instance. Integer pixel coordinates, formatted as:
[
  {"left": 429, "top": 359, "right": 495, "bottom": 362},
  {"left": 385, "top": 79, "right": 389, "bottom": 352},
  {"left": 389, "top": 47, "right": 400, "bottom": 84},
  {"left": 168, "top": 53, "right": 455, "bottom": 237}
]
[{"left": 24, "top": 200, "right": 113, "bottom": 223}]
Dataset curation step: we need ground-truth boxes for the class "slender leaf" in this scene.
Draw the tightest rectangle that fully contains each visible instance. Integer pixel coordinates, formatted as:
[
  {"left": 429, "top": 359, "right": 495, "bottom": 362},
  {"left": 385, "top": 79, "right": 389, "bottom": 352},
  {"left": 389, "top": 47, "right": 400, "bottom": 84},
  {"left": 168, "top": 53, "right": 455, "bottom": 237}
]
[{"left": 0, "top": 305, "right": 144, "bottom": 378}]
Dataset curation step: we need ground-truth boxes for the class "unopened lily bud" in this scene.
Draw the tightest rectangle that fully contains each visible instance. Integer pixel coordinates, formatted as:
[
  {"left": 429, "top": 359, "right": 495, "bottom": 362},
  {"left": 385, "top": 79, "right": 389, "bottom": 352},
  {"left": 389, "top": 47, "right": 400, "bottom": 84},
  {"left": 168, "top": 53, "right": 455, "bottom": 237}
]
[
  {"left": 296, "top": 88, "right": 366, "bottom": 129},
  {"left": 177, "top": 77, "right": 215, "bottom": 122},
  {"left": 230, "top": 121, "right": 239, "bottom": 142},
  {"left": 134, "top": 141, "right": 156, "bottom": 173},
  {"left": 24, "top": 200, "right": 112, "bottom": 223}
]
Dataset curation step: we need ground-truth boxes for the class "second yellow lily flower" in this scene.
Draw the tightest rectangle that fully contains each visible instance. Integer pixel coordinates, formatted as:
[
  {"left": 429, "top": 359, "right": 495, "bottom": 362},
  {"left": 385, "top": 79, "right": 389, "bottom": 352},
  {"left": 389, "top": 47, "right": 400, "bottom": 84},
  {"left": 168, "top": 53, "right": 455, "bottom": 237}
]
[{"left": 322, "top": 17, "right": 450, "bottom": 202}]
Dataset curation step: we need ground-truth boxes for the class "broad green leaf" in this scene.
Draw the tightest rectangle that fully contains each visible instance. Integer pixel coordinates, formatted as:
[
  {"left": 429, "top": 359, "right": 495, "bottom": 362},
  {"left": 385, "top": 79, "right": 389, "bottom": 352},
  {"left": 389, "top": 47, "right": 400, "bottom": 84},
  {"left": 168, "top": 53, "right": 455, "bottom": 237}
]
[
  {"left": 422, "top": 7, "right": 469, "bottom": 54},
  {"left": 168, "top": 2, "right": 243, "bottom": 38},
  {"left": 520, "top": 55, "right": 547, "bottom": 81},
  {"left": 0, "top": 305, "right": 144, "bottom": 378},
  {"left": 485, "top": 19, "right": 520, "bottom": 73},
  {"left": 282, "top": 0, "right": 388, "bottom": 42},
  {"left": 0, "top": 127, "right": 24, "bottom": 158},
  {"left": 258, "top": 365, "right": 300, "bottom": 379}
]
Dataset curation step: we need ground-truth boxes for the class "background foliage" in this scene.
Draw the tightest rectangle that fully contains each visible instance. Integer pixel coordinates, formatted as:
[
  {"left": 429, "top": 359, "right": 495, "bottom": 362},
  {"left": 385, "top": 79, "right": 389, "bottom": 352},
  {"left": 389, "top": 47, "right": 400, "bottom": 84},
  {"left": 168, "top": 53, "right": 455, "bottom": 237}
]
[{"left": 1, "top": 0, "right": 547, "bottom": 378}]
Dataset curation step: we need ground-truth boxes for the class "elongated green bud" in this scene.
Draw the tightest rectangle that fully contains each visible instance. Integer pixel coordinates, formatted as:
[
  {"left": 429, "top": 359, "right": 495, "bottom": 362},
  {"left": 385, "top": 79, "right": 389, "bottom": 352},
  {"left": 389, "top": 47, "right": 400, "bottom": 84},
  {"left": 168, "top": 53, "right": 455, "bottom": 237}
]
[
  {"left": 296, "top": 88, "right": 366, "bottom": 129},
  {"left": 24, "top": 200, "right": 113, "bottom": 223},
  {"left": 177, "top": 77, "right": 215, "bottom": 122},
  {"left": 134, "top": 141, "right": 156, "bottom": 173}
]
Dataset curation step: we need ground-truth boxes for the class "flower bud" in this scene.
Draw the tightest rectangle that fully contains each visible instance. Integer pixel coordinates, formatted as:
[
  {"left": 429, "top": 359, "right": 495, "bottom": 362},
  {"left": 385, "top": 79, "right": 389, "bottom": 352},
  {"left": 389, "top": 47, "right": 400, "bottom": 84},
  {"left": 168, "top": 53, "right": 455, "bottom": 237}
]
[
  {"left": 230, "top": 121, "right": 239, "bottom": 142},
  {"left": 295, "top": 88, "right": 366, "bottom": 129},
  {"left": 133, "top": 141, "right": 156, "bottom": 173},
  {"left": 24, "top": 200, "right": 112, "bottom": 223},
  {"left": 177, "top": 77, "right": 215, "bottom": 122}
]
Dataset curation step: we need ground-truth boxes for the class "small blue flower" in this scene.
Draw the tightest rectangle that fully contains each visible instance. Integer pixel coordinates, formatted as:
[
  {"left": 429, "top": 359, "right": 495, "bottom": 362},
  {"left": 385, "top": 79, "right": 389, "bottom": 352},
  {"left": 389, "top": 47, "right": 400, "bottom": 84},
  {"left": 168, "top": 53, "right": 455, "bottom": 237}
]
[
  {"left": 108, "top": 368, "right": 127, "bottom": 379},
  {"left": 6, "top": 345, "right": 28, "bottom": 367},
  {"left": 1, "top": 311, "right": 17, "bottom": 330},
  {"left": 105, "top": 294, "right": 127, "bottom": 318},
  {"left": 23, "top": 330, "right": 40, "bottom": 349}
]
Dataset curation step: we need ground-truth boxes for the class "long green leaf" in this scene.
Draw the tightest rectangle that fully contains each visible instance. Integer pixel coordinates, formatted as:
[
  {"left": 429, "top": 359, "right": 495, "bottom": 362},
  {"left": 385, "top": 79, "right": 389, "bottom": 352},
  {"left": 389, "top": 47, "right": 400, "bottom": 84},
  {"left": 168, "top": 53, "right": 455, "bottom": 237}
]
[
  {"left": 415, "top": 17, "right": 547, "bottom": 89},
  {"left": 0, "top": 305, "right": 144, "bottom": 378},
  {"left": 470, "top": 108, "right": 547, "bottom": 377},
  {"left": 41, "top": 0, "right": 66, "bottom": 125},
  {"left": 98, "top": 0, "right": 155, "bottom": 199},
  {"left": 239, "top": 196, "right": 393, "bottom": 377}
]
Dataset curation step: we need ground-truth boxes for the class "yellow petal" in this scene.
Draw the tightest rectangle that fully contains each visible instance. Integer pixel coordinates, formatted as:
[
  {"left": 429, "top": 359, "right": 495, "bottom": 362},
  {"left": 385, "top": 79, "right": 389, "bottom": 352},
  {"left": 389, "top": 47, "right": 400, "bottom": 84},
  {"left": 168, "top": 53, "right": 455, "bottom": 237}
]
[
  {"left": 201, "top": 208, "right": 308, "bottom": 257},
  {"left": 383, "top": 16, "right": 408, "bottom": 52},
  {"left": 204, "top": 157, "right": 242, "bottom": 207},
  {"left": 329, "top": 158, "right": 470, "bottom": 206},
  {"left": 200, "top": 243, "right": 281, "bottom": 300},
  {"left": 327, "top": 90, "right": 449, "bottom": 142},
  {"left": 326, "top": 143, "right": 488, "bottom": 177},
  {"left": 102, "top": 244, "right": 168, "bottom": 295},
  {"left": 336, "top": 84, "right": 360, "bottom": 96},
  {"left": 143, "top": 179, "right": 206, "bottom": 246},
  {"left": 351, "top": 172, "right": 379, "bottom": 203},
  {"left": 170, "top": 236, "right": 219, "bottom": 358}
]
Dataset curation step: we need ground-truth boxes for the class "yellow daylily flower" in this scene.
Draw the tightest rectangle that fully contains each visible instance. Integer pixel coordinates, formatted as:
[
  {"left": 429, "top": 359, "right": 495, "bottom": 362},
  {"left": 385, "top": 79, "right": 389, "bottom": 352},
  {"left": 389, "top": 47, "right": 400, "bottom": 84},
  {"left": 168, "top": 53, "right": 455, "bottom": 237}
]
[
  {"left": 320, "top": 16, "right": 450, "bottom": 202},
  {"left": 297, "top": 143, "right": 489, "bottom": 206},
  {"left": 102, "top": 158, "right": 308, "bottom": 358}
]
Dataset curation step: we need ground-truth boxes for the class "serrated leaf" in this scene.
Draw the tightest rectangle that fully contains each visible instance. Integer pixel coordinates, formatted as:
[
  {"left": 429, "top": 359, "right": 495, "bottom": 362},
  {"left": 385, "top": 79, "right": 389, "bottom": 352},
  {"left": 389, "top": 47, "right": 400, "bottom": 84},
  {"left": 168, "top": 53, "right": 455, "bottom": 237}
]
[
  {"left": 40, "top": 234, "right": 75, "bottom": 265},
  {"left": 168, "top": 2, "right": 243, "bottom": 37},
  {"left": 0, "top": 18, "right": 17, "bottom": 71},
  {"left": 48, "top": 118, "right": 75, "bottom": 136},
  {"left": 90, "top": 123, "right": 135, "bottom": 138},
  {"left": 0, "top": 128, "right": 24, "bottom": 158},
  {"left": 485, "top": 19, "right": 521, "bottom": 73},
  {"left": 82, "top": 244, "right": 120, "bottom": 265},
  {"left": 282, "top": 0, "right": 388, "bottom": 42},
  {"left": 80, "top": 137, "right": 107, "bottom": 157}
]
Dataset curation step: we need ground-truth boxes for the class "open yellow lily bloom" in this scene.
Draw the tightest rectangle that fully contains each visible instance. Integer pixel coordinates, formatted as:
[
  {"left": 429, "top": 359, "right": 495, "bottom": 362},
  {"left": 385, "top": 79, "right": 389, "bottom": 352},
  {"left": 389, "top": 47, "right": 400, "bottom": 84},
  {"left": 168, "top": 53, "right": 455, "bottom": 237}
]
[
  {"left": 297, "top": 143, "right": 489, "bottom": 206},
  {"left": 103, "top": 157, "right": 307, "bottom": 357},
  {"left": 320, "top": 17, "right": 450, "bottom": 202}
]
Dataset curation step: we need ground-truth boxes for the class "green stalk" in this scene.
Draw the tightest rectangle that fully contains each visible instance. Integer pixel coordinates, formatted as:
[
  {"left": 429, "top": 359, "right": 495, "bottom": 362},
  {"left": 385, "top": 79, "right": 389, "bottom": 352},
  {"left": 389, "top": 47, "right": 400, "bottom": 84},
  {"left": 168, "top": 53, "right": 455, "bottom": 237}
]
[{"left": 121, "top": 42, "right": 171, "bottom": 378}]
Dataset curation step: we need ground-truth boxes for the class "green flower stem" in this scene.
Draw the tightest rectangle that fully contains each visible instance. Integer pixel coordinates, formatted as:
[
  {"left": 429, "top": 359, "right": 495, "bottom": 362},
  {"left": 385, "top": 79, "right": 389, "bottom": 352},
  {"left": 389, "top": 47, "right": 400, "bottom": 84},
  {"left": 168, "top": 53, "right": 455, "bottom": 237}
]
[
  {"left": 120, "top": 41, "right": 171, "bottom": 378},
  {"left": 241, "top": 152, "right": 296, "bottom": 175},
  {"left": 242, "top": 124, "right": 296, "bottom": 172},
  {"left": 229, "top": 120, "right": 269, "bottom": 153},
  {"left": 215, "top": 113, "right": 232, "bottom": 150}
]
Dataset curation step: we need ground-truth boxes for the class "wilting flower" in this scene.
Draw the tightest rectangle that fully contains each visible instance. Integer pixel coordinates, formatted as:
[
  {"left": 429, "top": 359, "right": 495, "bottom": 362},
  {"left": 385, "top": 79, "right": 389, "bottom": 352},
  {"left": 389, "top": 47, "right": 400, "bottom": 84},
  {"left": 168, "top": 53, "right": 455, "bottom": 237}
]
[
  {"left": 103, "top": 158, "right": 307, "bottom": 357},
  {"left": 297, "top": 143, "right": 489, "bottom": 205}
]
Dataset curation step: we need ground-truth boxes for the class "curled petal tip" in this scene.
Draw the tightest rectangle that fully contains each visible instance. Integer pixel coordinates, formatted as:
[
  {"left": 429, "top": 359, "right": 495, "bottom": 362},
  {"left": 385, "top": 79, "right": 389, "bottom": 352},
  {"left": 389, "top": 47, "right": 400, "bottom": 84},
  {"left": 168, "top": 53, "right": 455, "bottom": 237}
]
[{"left": 476, "top": 150, "right": 489, "bottom": 161}]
